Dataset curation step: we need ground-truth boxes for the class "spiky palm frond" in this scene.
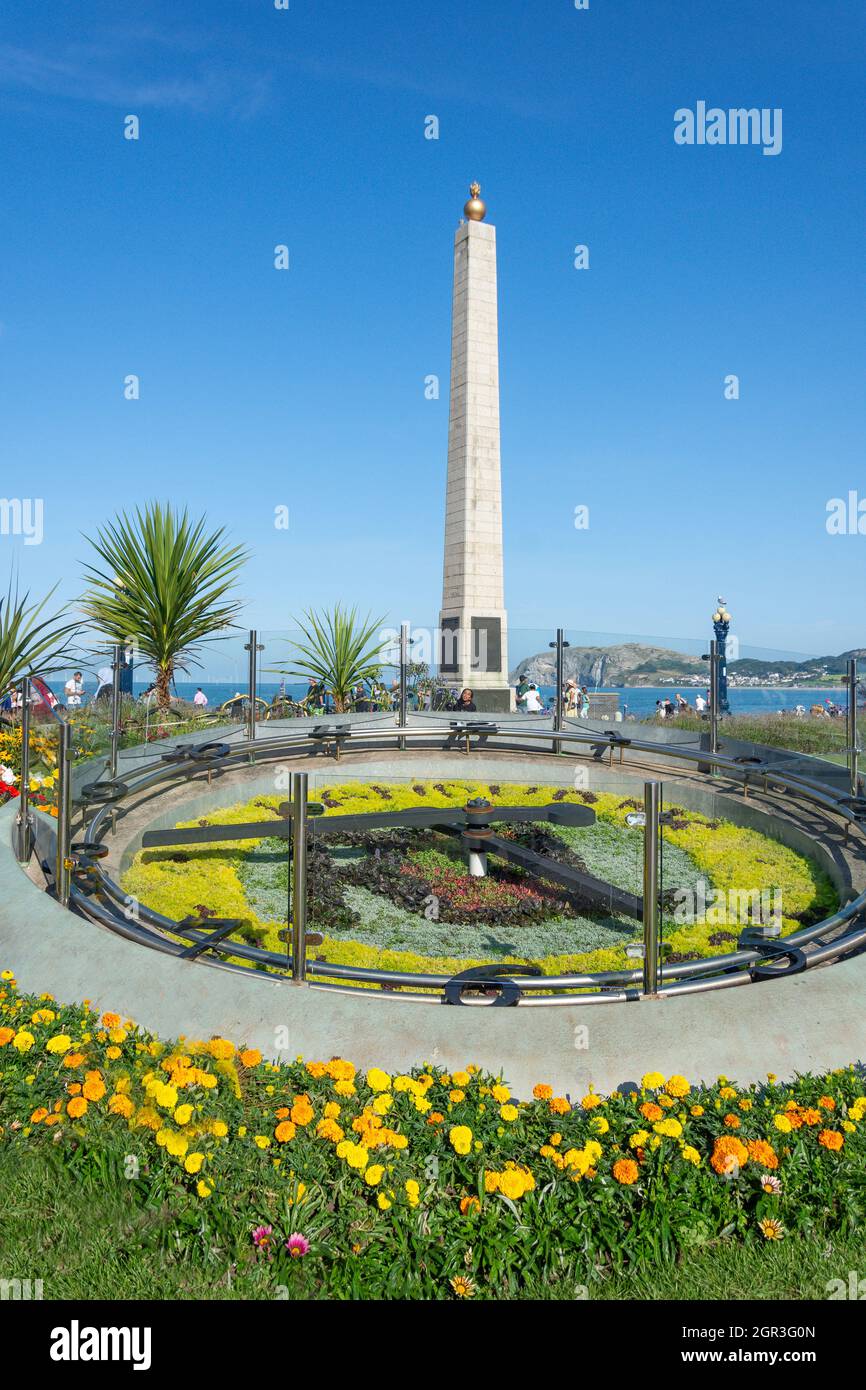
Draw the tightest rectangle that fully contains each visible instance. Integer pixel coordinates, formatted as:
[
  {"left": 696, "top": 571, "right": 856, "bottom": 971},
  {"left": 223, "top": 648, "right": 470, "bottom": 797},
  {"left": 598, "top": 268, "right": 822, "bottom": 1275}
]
[
  {"left": 79, "top": 503, "right": 248, "bottom": 708},
  {"left": 277, "top": 606, "right": 387, "bottom": 712},
  {"left": 0, "top": 582, "right": 79, "bottom": 700}
]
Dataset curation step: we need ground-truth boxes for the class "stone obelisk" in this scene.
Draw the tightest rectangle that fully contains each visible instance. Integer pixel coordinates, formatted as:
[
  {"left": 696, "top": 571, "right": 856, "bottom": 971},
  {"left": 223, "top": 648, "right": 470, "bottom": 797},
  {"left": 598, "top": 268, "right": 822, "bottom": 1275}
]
[{"left": 438, "top": 183, "right": 511, "bottom": 712}]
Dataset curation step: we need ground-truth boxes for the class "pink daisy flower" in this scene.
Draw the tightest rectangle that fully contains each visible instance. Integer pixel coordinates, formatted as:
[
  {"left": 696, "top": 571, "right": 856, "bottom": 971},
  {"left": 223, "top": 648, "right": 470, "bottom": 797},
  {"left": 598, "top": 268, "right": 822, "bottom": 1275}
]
[
  {"left": 252, "top": 1225, "right": 273, "bottom": 1251},
  {"left": 286, "top": 1232, "right": 310, "bottom": 1258}
]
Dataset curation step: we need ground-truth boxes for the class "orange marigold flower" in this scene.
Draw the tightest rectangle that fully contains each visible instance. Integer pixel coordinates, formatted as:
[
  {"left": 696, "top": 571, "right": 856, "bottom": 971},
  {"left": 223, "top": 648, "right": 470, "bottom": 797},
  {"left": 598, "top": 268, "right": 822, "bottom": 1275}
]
[
  {"left": 0, "top": 1027, "right": 15, "bottom": 1046},
  {"left": 82, "top": 1078, "right": 106, "bottom": 1102},
  {"left": 239, "top": 1048, "right": 262, "bottom": 1068},
  {"left": 723, "top": 1113, "right": 741, "bottom": 1129},
  {"left": 818, "top": 1096, "right": 836, "bottom": 1110},
  {"left": 612, "top": 1159, "right": 639, "bottom": 1185},
  {"left": 640, "top": 1102, "right": 663, "bottom": 1122},
  {"left": 67, "top": 1097, "right": 88, "bottom": 1119},
  {"left": 800, "top": 1108, "right": 822, "bottom": 1127},
  {"left": 30, "top": 1107, "right": 48, "bottom": 1124},
  {"left": 710, "top": 1135, "right": 748, "bottom": 1176},
  {"left": 275, "top": 1107, "right": 290, "bottom": 1120},
  {"left": 427, "top": 1112, "right": 445, "bottom": 1125},
  {"left": 290, "top": 1097, "right": 314, "bottom": 1126},
  {"left": 548, "top": 1096, "right": 570, "bottom": 1115},
  {"left": 274, "top": 1121, "right": 296, "bottom": 1143},
  {"left": 63, "top": 1053, "right": 86, "bottom": 1068},
  {"left": 101, "top": 1013, "right": 121, "bottom": 1028},
  {"left": 818, "top": 1129, "right": 844, "bottom": 1151},
  {"left": 459, "top": 1195, "right": 481, "bottom": 1215},
  {"left": 533, "top": 1084, "right": 553, "bottom": 1100},
  {"left": 747, "top": 1139, "right": 779, "bottom": 1170}
]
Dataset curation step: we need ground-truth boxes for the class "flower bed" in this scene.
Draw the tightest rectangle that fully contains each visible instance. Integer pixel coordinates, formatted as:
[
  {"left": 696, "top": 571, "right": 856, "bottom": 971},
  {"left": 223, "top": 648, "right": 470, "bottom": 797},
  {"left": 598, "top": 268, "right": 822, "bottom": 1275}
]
[
  {"left": 123, "top": 781, "right": 837, "bottom": 978},
  {"left": 0, "top": 970, "right": 864, "bottom": 1298}
]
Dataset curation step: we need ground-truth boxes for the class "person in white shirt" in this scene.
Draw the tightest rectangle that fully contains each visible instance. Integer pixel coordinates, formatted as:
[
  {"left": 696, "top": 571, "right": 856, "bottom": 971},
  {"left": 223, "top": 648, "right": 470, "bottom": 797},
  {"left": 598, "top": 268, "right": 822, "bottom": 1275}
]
[
  {"left": 193, "top": 688, "right": 208, "bottom": 708},
  {"left": 64, "top": 672, "right": 84, "bottom": 708},
  {"left": 524, "top": 684, "right": 544, "bottom": 713},
  {"left": 694, "top": 693, "right": 706, "bottom": 713}
]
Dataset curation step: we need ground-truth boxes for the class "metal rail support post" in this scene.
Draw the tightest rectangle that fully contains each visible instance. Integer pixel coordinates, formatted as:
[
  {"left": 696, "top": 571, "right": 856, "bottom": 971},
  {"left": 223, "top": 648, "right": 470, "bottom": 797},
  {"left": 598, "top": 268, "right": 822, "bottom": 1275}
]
[
  {"left": 109, "top": 643, "right": 123, "bottom": 780},
  {"left": 291, "top": 772, "right": 309, "bottom": 982},
  {"left": 55, "top": 721, "right": 73, "bottom": 907},
  {"left": 398, "top": 622, "right": 409, "bottom": 751},
  {"left": 642, "top": 780, "right": 662, "bottom": 996},
  {"left": 848, "top": 657, "right": 860, "bottom": 797},
  {"left": 15, "top": 676, "right": 32, "bottom": 863}
]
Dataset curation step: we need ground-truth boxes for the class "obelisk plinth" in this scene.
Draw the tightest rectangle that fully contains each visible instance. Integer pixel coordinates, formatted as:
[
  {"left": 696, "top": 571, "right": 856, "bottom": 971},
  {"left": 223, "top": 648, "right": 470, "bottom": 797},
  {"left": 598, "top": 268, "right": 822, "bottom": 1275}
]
[{"left": 438, "top": 183, "right": 511, "bottom": 712}]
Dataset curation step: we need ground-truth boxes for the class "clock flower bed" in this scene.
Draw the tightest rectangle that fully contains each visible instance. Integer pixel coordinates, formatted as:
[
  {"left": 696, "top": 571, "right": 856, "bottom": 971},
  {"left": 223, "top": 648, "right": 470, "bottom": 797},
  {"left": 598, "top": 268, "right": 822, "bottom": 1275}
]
[
  {"left": 122, "top": 781, "right": 837, "bottom": 980},
  {"left": 0, "top": 970, "right": 864, "bottom": 1299}
]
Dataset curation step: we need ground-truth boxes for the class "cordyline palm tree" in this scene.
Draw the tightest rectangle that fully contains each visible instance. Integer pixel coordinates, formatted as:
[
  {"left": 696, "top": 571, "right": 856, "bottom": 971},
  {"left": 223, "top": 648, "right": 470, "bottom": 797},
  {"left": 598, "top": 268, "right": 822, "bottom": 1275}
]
[
  {"left": 278, "top": 606, "right": 387, "bottom": 713},
  {"left": 0, "top": 581, "right": 79, "bottom": 703},
  {"left": 79, "top": 503, "right": 248, "bottom": 711}
]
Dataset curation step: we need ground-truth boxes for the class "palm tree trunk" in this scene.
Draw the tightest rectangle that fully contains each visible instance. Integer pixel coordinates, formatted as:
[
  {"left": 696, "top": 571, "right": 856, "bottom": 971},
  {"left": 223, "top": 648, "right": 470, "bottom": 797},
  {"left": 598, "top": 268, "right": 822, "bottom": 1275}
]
[{"left": 155, "top": 663, "right": 172, "bottom": 711}]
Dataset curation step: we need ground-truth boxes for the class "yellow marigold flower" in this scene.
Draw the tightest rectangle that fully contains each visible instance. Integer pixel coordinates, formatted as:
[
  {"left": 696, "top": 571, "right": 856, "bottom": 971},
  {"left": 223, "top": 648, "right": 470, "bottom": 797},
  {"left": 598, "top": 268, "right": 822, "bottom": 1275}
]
[
  {"left": 67, "top": 1097, "right": 87, "bottom": 1119},
  {"left": 366, "top": 1067, "right": 391, "bottom": 1092},
  {"left": 449, "top": 1089, "right": 465, "bottom": 1103},
  {"left": 334, "top": 1080, "right": 356, "bottom": 1097},
  {"left": 373, "top": 1093, "right": 393, "bottom": 1115},
  {"left": 690, "top": 1104, "right": 704, "bottom": 1117},
  {"left": 12, "top": 1030, "right": 35, "bottom": 1052},
  {"left": 449, "top": 1125, "right": 473, "bottom": 1155},
  {"left": 628, "top": 1129, "right": 650, "bottom": 1149},
  {"left": 653, "top": 1118, "right": 683, "bottom": 1139},
  {"left": 365, "top": 1164, "right": 385, "bottom": 1186},
  {"left": 106, "top": 1046, "right": 121, "bottom": 1061},
  {"left": 641, "top": 1072, "right": 664, "bottom": 1090},
  {"left": 165, "top": 1131, "right": 189, "bottom": 1158},
  {"left": 500, "top": 1104, "right": 518, "bottom": 1122},
  {"left": 665, "top": 1074, "right": 689, "bottom": 1098},
  {"left": 681, "top": 1145, "right": 701, "bottom": 1166},
  {"left": 773, "top": 1114, "right": 793, "bottom": 1133},
  {"left": 254, "top": 1135, "right": 271, "bottom": 1150},
  {"left": 491, "top": 1084, "right": 510, "bottom": 1104},
  {"left": 484, "top": 1170, "right": 500, "bottom": 1193},
  {"left": 377, "top": 1193, "right": 392, "bottom": 1210},
  {"left": 108, "top": 1093, "right": 134, "bottom": 1118},
  {"left": 184, "top": 1152, "right": 204, "bottom": 1174},
  {"left": 612, "top": 1158, "right": 639, "bottom": 1184},
  {"left": 207, "top": 1038, "right": 234, "bottom": 1060},
  {"left": 174, "top": 1104, "right": 193, "bottom": 1126},
  {"left": 196, "top": 1180, "right": 212, "bottom": 1198},
  {"left": 31, "top": 1008, "right": 56, "bottom": 1024},
  {"left": 211, "top": 1120, "right": 228, "bottom": 1138},
  {"left": 581, "top": 1092, "right": 603, "bottom": 1110},
  {"left": 499, "top": 1168, "right": 531, "bottom": 1200},
  {"left": 842, "top": 1120, "right": 856, "bottom": 1134},
  {"left": 45, "top": 1034, "right": 72, "bottom": 1054}
]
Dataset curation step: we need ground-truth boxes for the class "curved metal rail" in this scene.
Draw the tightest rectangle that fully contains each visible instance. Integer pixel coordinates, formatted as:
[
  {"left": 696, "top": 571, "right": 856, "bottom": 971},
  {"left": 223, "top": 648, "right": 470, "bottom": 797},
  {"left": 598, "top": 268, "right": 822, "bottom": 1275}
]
[{"left": 21, "top": 718, "right": 866, "bottom": 1005}]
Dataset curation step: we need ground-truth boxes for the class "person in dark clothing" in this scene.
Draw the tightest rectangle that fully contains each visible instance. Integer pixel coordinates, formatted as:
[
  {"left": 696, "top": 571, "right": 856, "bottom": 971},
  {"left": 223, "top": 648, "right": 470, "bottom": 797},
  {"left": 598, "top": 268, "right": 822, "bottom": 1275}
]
[{"left": 455, "top": 688, "right": 476, "bottom": 712}]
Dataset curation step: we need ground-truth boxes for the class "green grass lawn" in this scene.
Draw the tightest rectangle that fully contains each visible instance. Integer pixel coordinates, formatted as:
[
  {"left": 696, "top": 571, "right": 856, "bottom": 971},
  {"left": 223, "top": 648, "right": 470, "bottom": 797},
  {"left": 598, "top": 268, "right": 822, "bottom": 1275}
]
[{"left": 2, "top": 1146, "right": 862, "bottom": 1302}]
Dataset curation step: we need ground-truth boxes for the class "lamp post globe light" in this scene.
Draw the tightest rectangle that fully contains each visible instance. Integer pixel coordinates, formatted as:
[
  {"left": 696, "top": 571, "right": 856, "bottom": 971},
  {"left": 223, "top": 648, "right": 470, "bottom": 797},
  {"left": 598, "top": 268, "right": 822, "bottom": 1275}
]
[{"left": 711, "top": 598, "right": 732, "bottom": 715}]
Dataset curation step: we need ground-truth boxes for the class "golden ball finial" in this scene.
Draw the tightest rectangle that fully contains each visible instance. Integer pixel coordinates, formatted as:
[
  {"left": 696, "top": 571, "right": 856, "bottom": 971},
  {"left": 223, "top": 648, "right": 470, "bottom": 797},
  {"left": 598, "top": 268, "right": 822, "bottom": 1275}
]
[{"left": 464, "top": 182, "right": 486, "bottom": 221}]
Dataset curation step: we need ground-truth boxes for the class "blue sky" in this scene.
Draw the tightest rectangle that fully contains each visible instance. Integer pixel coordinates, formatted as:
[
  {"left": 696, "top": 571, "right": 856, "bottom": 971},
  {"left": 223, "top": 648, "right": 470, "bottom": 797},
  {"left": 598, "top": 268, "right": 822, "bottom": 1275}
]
[{"left": 1, "top": 0, "right": 864, "bottom": 664}]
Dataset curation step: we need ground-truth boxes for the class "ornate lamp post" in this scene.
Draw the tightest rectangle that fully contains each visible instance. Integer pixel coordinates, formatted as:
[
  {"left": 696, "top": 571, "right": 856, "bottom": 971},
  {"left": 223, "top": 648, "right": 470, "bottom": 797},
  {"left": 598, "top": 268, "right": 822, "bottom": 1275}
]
[{"left": 711, "top": 598, "right": 732, "bottom": 715}]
